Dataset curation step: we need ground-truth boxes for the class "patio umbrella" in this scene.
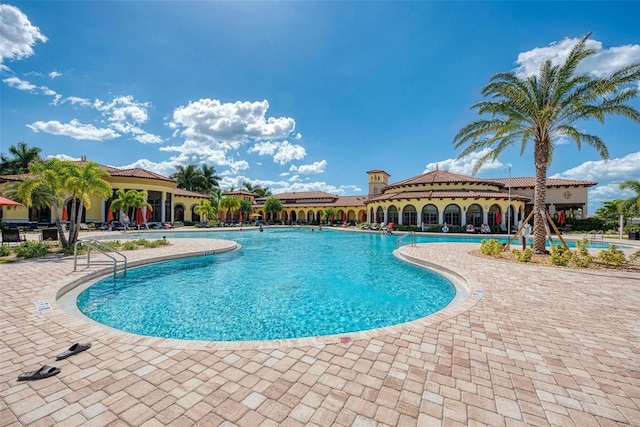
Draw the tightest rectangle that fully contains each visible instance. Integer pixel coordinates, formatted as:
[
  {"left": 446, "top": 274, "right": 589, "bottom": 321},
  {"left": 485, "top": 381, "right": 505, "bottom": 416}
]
[
  {"left": 558, "top": 210, "right": 566, "bottom": 225},
  {"left": 250, "top": 213, "right": 262, "bottom": 218},
  {"left": 146, "top": 208, "right": 152, "bottom": 220},
  {"left": 106, "top": 208, "right": 114, "bottom": 222},
  {"left": 0, "top": 196, "right": 21, "bottom": 206},
  {"left": 61, "top": 206, "right": 68, "bottom": 221},
  {"left": 136, "top": 207, "right": 144, "bottom": 225},
  {"left": 343, "top": 213, "right": 347, "bottom": 222},
  {"left": 495, "top": 209, "right": 502, "bottom": 224},
  {"left": 239, "top": 213, "right": 243, "bottom": 222}
]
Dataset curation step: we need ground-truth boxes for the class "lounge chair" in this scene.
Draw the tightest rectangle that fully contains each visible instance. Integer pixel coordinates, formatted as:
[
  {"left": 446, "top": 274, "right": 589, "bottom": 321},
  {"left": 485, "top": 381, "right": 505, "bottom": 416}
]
[
  {"left": 466, "top": 224, "right": 476, "bottom": 233},
  {"left": 1, "top": 229, "right": 26, "bottom": 246}
]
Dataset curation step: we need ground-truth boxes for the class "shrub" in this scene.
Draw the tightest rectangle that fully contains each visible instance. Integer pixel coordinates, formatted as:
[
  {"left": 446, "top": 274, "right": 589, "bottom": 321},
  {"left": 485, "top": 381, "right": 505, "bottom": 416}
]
[
  {"left": 14, "top": 241, "right": 49, "bottom": 259},
  {"left": 480, "top": 239, "right": 503, "bottom": 256},
  {"left": 598, "top": 245, "right": 626, "bottom": 266},
  {"left": 573, "top": 238, "right": 592, "bottom": 268},
  {"left": 630, "top": 250, "right": 640, "bottom": 263},
  {"left": 0, "top": 245, "right": 11, "bottom": 257},
  {"left": 121, "top": 240, "right": 139, "bottom": 250},
  {"left": 550, "top": 245, "right": 572, "bottom": 266},
  {"left": 518, "top": 248, "right": 533, "bottom": 263}
]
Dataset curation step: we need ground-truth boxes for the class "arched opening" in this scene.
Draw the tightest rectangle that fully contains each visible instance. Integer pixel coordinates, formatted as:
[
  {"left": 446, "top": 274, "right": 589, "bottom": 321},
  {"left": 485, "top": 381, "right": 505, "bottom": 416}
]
[
  {"left": 466, "top": 203, "right": 482, "bottom": 228},
  {"left": 402, "top": 204, "right": 417, "bottom": 226},
  {"left": 191, "top": 205, "right": 201, "bottom": 222},
  {"left": 443, "top": 204, "right": 461, "bottom": 226},
  {"left": 422, "top": 204, "right": 438, "bottom": 225},
  {"left": 375, "top": 207, "right": 384, "bottom": 223},
  {"left": 387, "top": 205, "right": 399, "bottom": 225},
  {"left": 65, "top": 198, "right": 86, "bottom": 223},
  {"left": 174, "top": 204, "right": 185, "bottom": 222}
]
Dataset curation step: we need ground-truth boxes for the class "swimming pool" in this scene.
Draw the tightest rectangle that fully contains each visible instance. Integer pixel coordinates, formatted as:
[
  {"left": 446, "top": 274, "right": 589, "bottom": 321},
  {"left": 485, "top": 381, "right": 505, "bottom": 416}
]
[{"left": 76, "top": 229, "right": 457, "bottom": 341}]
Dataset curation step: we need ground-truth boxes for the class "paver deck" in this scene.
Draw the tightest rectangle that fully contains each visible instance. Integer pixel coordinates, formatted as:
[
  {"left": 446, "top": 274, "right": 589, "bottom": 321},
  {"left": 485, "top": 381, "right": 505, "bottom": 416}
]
[{"left": 1, "top": 231, "right": 639, "bottom": 426}]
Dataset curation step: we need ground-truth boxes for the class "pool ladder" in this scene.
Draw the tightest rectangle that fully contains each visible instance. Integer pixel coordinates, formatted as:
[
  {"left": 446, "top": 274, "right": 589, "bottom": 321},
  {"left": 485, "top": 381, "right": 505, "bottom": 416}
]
[
  {"left": 73, "top": 238, "right": 127, "bottom": 280},
  {"left": 586, "top": 230, "right": 604, "bottom": 242},
  {"left": 395, "top": 231, "right": 416, "bottom": 249}
]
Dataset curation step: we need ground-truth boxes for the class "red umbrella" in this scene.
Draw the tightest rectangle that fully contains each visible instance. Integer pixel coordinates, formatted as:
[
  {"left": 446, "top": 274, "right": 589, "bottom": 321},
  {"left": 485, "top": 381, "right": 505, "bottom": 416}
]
[
  {"left": 375, "top": 213, "right": 379, "bottom": 223},
  {"left": 343, "top": 213, "right": 347, "bottom": 221},
  {"left": 0, "top": 196, "right": 21, "bottom": 206},
  {"left": 107, "top": 208, "right": 114, "bottom": 222},
  {"left": 495, "top": 209, "right": 502, "bottom": 224},
  {"left": 239, "top": 213, "right": 243, "bottom": 221},
  {"left": 558, "top": 210, "right": 566, "bottom": 225},
  {"left": 361, "top": 212, "right": 366, "bottom": 221},
  {"left": 61, "top": 206, "right": 68, "bottom": 221},
  {"left": 136, "top": 207, "right": 144, "bottom": 225},
  {"left": 146, "top": 208, "right": 152, "bottom": 220}
]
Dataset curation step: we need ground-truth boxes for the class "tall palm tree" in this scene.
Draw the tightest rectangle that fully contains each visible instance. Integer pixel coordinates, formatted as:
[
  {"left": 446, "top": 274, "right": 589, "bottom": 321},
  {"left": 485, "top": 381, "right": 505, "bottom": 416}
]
[
  {"left": 454, "top": 33, "right": 640, "bottom": 253},
  {"left": 219, "top": 196, "right": 240, "bottom": 223},
  {"left": 263, "top": 197, "right": 283, "bottom": 223},
  {"left": 620, "top": 179, "right": 640, "bottom": 217},
  {"left": 200, "top": 165, "right": 220, "bottom": 193},
  {"left": 595, "top": 200, "right": 624, "bottom": 220},
  {"left": 0, "top": 141, "right": 42, "bottom": 175},
  {"left": 171, "top": 164, "right": 205, "bottom": 192}
]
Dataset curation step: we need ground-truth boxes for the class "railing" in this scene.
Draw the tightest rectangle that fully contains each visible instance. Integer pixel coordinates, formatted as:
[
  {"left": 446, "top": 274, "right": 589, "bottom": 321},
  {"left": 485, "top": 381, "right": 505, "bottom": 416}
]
[
  {"left": 73, "top": 238, "right": 127, "bottom": 280},
  {"left": 587, "top": 230, "right": 604, "bottom": 242},
  {"left": 395, "top": 231, "right": 416, "bottom": 249}
]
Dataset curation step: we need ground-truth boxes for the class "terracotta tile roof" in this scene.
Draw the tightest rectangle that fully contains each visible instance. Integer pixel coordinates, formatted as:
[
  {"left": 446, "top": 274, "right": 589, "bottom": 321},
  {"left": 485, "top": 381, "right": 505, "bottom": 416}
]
[
  {"left": 253, "top": 194, "right": 368, "bottom": 208},
  {"left": 257, "top": 191, "right": 339, "bottom": 202},
  {"left": 367, "top": 189, "right": 530, "bottom": 203},
  {"left": 0, "top": 174, "right": 29, "bottom": 182},
  {"left": 225, "top": 190, "right": 254, "bottom": 196},
  {"left": 174, "top": 188, "right": 209, "bottom": 198},
  {"left": 489, "top": 177, "right": 597, "bottom": 188},
  {"left": 388, "top": 169, "right": 502, "bottom": 189},
  {"left": 366, "top": 169, "right": 390, "bottom": 175}
]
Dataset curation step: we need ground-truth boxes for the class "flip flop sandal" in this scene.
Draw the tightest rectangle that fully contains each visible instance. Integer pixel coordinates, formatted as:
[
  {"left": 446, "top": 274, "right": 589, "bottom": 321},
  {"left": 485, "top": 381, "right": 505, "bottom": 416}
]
[
  {"left": 17, "top": 365, "right": 61, "bottom": 381},
  {"left": 56, "top": 343, "right": 92, "bottom": 360}
]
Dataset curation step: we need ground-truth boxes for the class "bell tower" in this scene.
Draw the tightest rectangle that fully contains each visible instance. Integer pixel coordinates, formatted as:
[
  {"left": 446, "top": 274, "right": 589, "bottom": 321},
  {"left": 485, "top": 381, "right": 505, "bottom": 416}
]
[{"left": 367, "top": 170, "right": 390, "bottom": 196}]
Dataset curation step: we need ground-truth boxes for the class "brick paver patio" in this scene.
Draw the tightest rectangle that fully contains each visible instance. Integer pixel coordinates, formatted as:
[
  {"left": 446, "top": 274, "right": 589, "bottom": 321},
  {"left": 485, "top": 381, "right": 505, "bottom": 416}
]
[{"left": 1, "top": 230, "right": 639, "bottom": 426}]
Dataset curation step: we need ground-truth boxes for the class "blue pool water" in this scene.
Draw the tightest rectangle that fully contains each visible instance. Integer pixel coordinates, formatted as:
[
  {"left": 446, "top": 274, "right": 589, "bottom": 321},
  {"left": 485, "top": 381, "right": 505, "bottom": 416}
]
[{"left": 77, "top": 229, "right": 457, "bottom": 341}]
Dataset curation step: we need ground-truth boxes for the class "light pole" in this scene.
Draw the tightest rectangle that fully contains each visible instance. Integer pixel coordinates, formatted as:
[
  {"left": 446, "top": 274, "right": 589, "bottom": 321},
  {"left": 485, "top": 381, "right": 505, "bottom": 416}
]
[{"left": 506, "top": 163, "right": 512, "bottom": 246}]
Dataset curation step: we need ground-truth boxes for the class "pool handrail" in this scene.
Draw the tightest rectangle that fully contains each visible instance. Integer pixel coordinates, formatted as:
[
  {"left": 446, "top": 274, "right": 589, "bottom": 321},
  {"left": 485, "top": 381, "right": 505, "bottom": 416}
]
[{"left": 73, "top": 238, "right": 127, "bottom": 280}]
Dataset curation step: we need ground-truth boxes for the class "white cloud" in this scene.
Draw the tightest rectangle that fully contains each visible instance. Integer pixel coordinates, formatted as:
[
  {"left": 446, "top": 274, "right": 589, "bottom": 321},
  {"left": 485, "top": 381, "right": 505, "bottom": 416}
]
[
  {"left": 49, "top": 70, "right": 61, "bottom": 78},
  {"left": 46, "top": 153, "right": 80, "bottom": 161},
  {"left": 26, "top": 119, "right": 120, "bottom": 141},
  {"left": 171, "top": 99, "right": 296, "bottom": 143},
  {"left": 515, "top": 36, "right": 640, "bottom": 79},
  {"left": 64, "top": 96, "right": 91, "bottom": 107},
  {"left": 0, "top": 4, "right": 47, "bottom": 66},
  {"left": 551, "top": 151, "right": 640, "bottom": 214},
  {"left": 550, "top": 151, "right": 640, "bottom": 182},
  {"left": 295, "top": 160, "right": 327, "bottom": 174},
  {"left": 248, "top": 140, "right": 307, "bottom": 165},
  {"left": 426, "top": 148, "right": 505, "bottom": 175},
  {"left": 3, "top": 75, "right": 35, "bottom": 90}
]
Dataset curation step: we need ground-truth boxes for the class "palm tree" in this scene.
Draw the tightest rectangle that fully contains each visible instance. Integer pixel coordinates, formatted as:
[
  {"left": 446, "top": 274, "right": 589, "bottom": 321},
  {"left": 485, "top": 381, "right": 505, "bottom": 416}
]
[
  {"left": 18, "top": 159, "right": 69, "bottom": 245},
  {"left": 109, "top": 189, "right": 142, "bottom": 222},
  {"left": 595, "top": 200, "right": 624, "bottom": 220},
  {"left": 454, "top": 33, "right": 640, "bottom": 253},
  {"left": 219, "top": 196, "right": 240, "bottom": 223},
  {"left": 171, "top": 164, "right": 205, "bottom": 192},
  {"left": 238, "top": 199, "right": 252, "bottom": 222},
  {"left": 263, "top": 197, "right": 283, "bottom": 223},
  {"left": 193, "top": 199, "right": 216, "bottom": 223},
  {"left": 200, "top": 165, "right": 220, "bottom": 193},
  {"left": 66, "top": 162, "right": 112, "bottom": 243},
  {"left": 0, "top": 141, "right": 42, "bottom": 175},
  {"left": 323, "top": 208, "right": 337, "bottom": 224},
  {"left": 620, "top": 179, "right": 640, "bottom": 218}
]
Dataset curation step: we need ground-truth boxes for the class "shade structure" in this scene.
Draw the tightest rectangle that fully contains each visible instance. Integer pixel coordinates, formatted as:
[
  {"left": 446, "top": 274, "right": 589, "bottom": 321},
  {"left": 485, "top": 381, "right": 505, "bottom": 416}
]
[
  {"left": 558, "top": 210, "right": 566, "bottom": 225},
  {"left": 0, "top": 196, "right": 21, "bottom": 207},
  {"left": 146, "top": 208, "right": 152, "bottom": 220},
  {"left": 495, "top": 209, "right": 502, "bottom": 224},
  {"left": 250, "top": 213, "right": 262, "bottom": 218},
  {"left": 106, "top": 208, "right": 114, "bottom": 222},
  {"left": 61, "top": 206, "right": 68, "bottom": 221},
  {"left": 136, "top": 207, "right": 144, "bottom": 225}
]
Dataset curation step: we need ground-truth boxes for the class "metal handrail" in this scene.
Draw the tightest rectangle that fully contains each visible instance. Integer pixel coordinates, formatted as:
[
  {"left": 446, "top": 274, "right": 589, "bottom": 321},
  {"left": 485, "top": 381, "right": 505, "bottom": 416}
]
[
  {"left": 73, "top": 238, "right": 127, "bottom": 280},
  {"left": 395, "top": 231, "right": 416, "bottom": 249},
  {"left": 588, "top": 230, "right": 604, "bottom": 242}
]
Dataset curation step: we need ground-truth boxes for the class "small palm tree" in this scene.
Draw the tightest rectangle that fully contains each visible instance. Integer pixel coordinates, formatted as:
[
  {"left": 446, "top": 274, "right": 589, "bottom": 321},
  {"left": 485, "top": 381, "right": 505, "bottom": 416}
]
[
  {"left": 620, "top": 179, "right": 640, "bottom": 218},
  {"left": 219, "top": 196, "right": 240, "bottom": 223},
  {"left": 66, "top": 162, "right": 112, "bottom": 243},
  {"left": 263, "top": 197, "right": 283, "bottom": 223},
  {"left": 0, "top": 141, "right": 42, "bottom": 175},
  {"left": 454, "top": 33, "right": 640, "bottom": 253},
  {"left": 238, "top": 199, "right": 252, "bottom": 222},
  {"left": 193, "top": 199, "right": 216, "bottom": 223},
  {"left": 323, "top": 208, "right": 337, "bottom": 224}
]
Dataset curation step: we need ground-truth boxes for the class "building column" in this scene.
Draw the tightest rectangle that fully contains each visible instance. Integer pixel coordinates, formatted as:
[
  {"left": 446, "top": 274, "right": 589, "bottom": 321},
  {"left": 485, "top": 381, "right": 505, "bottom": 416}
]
[{"left": 161, "top": 193, "right": 166, "bottom": 222}]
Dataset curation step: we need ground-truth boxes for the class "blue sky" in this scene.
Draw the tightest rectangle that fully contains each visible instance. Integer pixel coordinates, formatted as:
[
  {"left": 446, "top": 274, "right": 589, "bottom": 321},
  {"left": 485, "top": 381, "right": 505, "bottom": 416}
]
[{"left": 1, "top": 1, "right": 639, "bottom": 214}]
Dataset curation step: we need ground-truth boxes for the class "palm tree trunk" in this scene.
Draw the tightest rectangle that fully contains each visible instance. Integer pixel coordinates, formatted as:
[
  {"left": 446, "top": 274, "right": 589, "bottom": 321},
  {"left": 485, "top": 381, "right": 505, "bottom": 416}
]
[
  {"left": 51, "top": 198, "right": 69, "bottom": 248},
  {"left": 533, "top": 140, "right": 549, "bottom": 254}
]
